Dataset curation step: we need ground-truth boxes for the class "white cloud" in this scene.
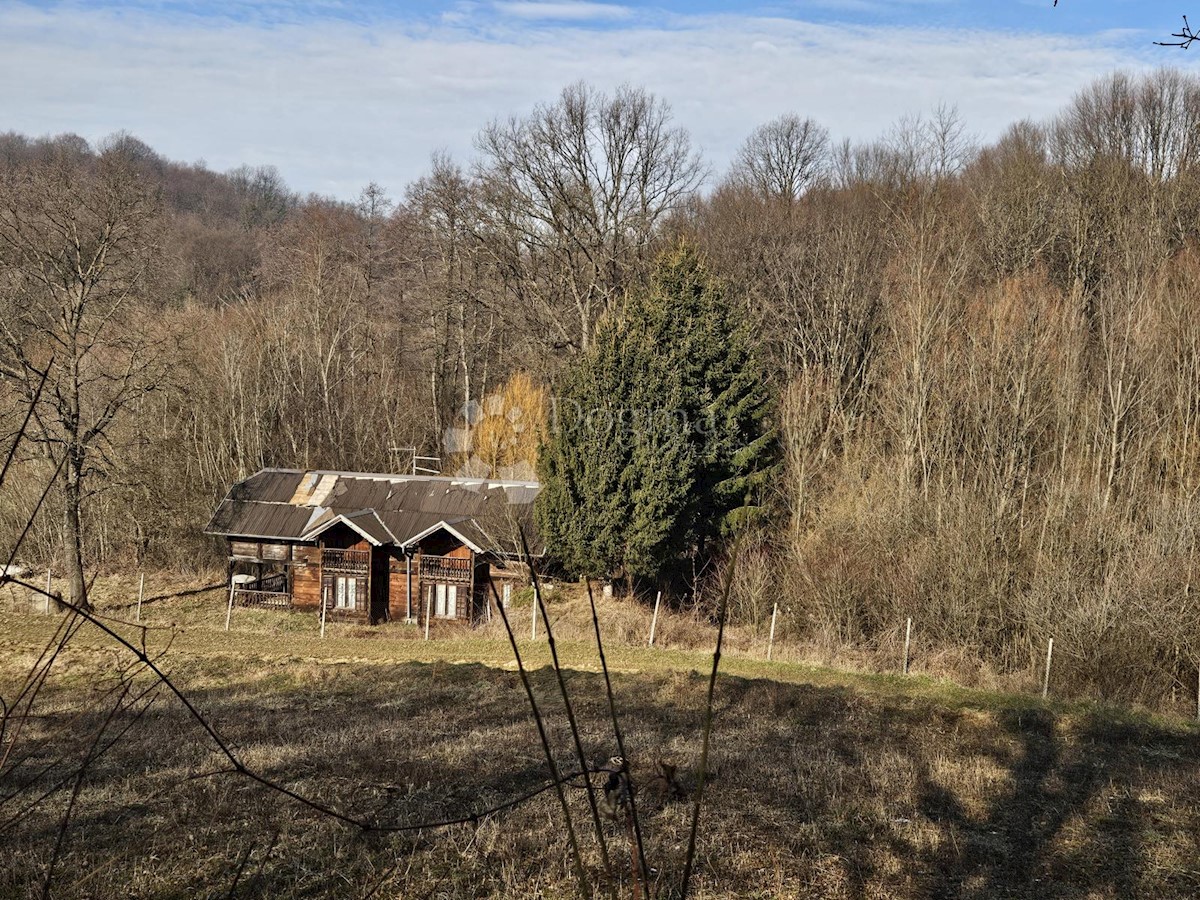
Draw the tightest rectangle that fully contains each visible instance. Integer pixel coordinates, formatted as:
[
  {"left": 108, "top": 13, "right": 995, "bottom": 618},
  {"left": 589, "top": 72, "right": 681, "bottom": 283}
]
[
  {"left": 0, "top": 3, "right": 1155, "bottom": 199},
  {"left": 492, "top": 1, "right": 632, "bottom": 22}
]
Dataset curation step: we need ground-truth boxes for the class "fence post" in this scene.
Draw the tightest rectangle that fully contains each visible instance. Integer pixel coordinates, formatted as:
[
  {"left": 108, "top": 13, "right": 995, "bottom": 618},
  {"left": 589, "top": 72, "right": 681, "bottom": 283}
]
[
  {"left": 1042, "top": 637, "right": 1054, "bottom": 699},
  {"left": 44, "top": 569, "right": 51, "bottom": 614},
  {"left": 136, "top": 573, "right": 145, "bottom": 623},
  {"left": 767, "top": 603, "right": 778, "bottom": 661},
  {"left": 648, "top": 591, "right": 662, "bottom": 647},
  {"left": 531, "top": 587, "right": 538, "bottom": 641},
  {"left": 224, "top": 583, "right": 235, "bottom": 631},
  {"left": 903, "top": 617, "right": 912, "bottom": 675},
  {"left": 320, "top": 596, "right": 327, "bottom": 639},
  {"left": 425, "top": 592, "right": 431, "bottom": 641}
]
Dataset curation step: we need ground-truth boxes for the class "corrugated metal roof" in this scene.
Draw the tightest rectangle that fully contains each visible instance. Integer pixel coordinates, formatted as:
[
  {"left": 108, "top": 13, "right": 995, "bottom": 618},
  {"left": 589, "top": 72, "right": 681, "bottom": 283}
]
[
  {"left": 345, "top": 509, "right": 396, "bottom": 545},
  {"left": 229, "top": 470, "right": 304, "bottom": 505},
  {"left": 206, "top": 500, "right": 316, "bottom": 541},
  {"left": 375, "top": 510, "right": 456, "bottom": 544},
  {"left": 204, "top": 468, "right": 541, "bottom": 556}
]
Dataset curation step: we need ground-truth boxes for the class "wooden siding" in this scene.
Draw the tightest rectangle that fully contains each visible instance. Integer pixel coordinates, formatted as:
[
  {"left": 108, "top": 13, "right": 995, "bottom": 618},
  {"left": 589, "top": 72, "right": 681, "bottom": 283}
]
[
  {"left": 230, "top": 540, "right": 291, "bottom": 561},
  {"left": 223, "top": 524, "right": 511, "bottom": 625},
  {"left": 292, "top": 549, "right": 321, "bottom": 610},
  {"left": 387, "top": 552, "right": 416, "bottom": 621}
]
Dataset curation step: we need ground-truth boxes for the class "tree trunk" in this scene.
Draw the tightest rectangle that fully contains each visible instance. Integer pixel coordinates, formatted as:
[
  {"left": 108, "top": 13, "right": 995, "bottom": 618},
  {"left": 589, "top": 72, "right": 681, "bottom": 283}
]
[{"left": 63, "top": 451, "right": 89, "bottom": 611}]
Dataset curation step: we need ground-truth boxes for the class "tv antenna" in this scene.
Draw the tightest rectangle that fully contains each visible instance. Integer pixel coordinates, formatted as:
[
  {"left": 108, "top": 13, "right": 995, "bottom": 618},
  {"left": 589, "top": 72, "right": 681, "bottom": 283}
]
[{"left": 389, "top": 447, "right": 441, "bottom": 476}]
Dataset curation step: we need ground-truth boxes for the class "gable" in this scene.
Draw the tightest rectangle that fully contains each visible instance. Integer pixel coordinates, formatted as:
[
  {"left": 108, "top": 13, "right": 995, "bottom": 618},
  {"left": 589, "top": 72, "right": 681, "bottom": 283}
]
[{"left": 204, "top": 468, "right": 540, "bottom": 555}]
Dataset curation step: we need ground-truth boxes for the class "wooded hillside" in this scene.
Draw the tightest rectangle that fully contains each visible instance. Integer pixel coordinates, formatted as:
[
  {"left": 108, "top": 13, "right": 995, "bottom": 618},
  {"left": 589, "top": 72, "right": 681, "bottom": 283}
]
[{"left": 3, "top": 70, "right": 1200, "bottom": 706}]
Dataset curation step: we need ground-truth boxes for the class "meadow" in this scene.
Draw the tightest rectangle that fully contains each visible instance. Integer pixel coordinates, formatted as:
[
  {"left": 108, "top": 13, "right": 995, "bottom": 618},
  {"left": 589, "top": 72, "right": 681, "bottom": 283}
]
[{"left": 2, "top": 576, "right": 1199, "bottom": 899}]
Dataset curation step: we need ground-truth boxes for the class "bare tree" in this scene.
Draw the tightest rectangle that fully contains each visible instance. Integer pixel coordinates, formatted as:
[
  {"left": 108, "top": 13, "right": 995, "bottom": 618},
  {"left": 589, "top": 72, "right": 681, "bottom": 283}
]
[
  {"left": 476, "top": 81, "right": 705, "bottom": 353},
  {"left": 730, "top": 114, "right": 829, "bottom": 202},
  {"left": 402, "top": 151, "right": 498, "bottom": 442},
  {"left": 0, "top": 139, "right": 166, "bottom": 607}
]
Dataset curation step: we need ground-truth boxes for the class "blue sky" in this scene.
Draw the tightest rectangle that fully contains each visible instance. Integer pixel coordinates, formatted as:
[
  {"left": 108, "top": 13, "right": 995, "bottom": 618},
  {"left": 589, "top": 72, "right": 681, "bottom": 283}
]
[{"left": 1, "top": 1, "right": 1191, "bottom": 198}]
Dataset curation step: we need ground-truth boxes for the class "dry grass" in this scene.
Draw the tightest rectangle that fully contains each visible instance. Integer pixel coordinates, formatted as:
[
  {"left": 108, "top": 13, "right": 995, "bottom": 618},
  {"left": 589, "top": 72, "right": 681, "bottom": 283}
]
[{"left": 1, "top": 575, "right": 1199, "bottom": 898}]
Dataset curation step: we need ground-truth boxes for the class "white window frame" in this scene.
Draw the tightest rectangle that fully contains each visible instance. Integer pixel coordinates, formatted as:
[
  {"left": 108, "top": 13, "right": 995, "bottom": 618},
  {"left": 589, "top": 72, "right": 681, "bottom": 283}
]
[
  {"left": 334, "top": 576, "right": 358, "bottom": 610},
  {"left": 429, "top": 582, "right": 459, "bottom": 619}
]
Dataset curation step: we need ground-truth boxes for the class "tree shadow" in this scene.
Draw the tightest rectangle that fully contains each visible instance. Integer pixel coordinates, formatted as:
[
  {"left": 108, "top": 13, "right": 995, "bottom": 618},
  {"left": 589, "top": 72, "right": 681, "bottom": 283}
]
[
  {"left": 4, "top": 658, "right": 1200, "bottom": 898},
  {"left": 914, "top": 707, "right": 1199, "bottom": 899}
]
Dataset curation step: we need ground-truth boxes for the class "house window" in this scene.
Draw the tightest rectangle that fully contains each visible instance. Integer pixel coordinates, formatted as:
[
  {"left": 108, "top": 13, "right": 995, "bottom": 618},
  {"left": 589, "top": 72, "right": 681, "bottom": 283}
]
[
  {"left": 427, "top": 582, "right": 458, "bottom": 618},
  {"left": 329, "top": 575, "right": 360, "bottom": 610}
]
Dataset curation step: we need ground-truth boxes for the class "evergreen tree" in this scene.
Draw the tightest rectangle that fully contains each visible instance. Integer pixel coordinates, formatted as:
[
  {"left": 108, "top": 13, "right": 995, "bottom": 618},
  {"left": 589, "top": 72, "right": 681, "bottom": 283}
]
[{"left": 536, "top": 244, "right": 774, "bottom": 586}]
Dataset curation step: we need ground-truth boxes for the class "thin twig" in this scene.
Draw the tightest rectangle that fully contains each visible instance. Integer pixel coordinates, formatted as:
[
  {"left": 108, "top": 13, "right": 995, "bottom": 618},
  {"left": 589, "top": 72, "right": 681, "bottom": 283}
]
[
  {"left": 0, "top": 610, "right": 85, "bottom": 772},
  {"left": 0, "top": 358, "right": 52, "bottom": 492},
  {"left": 41, "top": 673, "right": 137, "bottom": 899},
  {"left": 1154, "top": 15, "right": 1198, "bottom": 48},
  {"left": 679, "top": 543, "right": 738, "bottom": 900},
  {"left": 0, "top": 683, "right": 161, "bottom": 834},
  {"left": 486, "top": 575, "right": 592, "bottom": 893},
  {"left": 520, "top": 528, "right": 614, "bottom": 889},
  {"left": 586, "top": 578, "right": 650, "bottom": 894},
  {"left": 1, "top": 576, "right": 604, "bottom": 849},
  {"left": 1, "top": 453, "right": 66, "bottom": 583}
]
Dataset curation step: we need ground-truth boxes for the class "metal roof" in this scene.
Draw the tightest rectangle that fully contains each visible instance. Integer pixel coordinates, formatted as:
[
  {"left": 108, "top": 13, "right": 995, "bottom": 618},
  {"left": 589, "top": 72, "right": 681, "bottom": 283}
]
[
  {"left": 205, "top": 469, "right": 540, "bottom": 556},
  {"left": 205, "top": 501, "right": 316, "bottom": 542}
]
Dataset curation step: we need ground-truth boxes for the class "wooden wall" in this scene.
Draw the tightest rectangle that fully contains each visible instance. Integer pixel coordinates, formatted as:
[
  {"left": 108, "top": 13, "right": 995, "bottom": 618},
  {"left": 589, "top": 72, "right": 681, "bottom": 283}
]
[
  {"left": 225, "top": 529, "right": 523, "bottom": 626},
  {"left": 291, "top": 545, "right": 321, "bottom": 611},
  {"left": 387, "top": 551, "right": 415, "bottom": 621},
  {"left": 230, "top": 540, "right": 290, "bottom": 561}
]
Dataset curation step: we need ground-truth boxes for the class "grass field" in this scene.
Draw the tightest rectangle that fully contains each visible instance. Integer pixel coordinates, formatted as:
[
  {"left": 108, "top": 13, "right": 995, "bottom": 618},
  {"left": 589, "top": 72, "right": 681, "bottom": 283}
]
[{"left": 2, "top": 575, "right": 1199, "bottom": 898}]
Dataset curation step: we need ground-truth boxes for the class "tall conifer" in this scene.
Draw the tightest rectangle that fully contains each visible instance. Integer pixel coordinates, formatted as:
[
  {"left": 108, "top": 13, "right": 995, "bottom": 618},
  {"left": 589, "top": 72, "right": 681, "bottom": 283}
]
[{"left": 536, "top": 244, "right": 774, "bottom": 585}]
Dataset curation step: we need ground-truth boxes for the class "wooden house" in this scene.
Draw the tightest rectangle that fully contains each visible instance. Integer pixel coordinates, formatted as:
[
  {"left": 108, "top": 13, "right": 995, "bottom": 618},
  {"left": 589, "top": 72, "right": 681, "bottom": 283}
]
[{"left": 204, "top": 469, "right": 539, "bottom": 624}]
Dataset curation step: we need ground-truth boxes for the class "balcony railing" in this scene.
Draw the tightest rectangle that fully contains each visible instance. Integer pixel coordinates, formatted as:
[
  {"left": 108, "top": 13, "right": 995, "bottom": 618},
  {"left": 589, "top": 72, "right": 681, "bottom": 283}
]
[
  {"left": 234, "top": 589, "right": 292, "bottom": 609},
  {"left": 322, "top": 548, "right": 370, "bottom": 575},
  {"left": 420, "top": 554, "right": 472, "bottom": 583}
]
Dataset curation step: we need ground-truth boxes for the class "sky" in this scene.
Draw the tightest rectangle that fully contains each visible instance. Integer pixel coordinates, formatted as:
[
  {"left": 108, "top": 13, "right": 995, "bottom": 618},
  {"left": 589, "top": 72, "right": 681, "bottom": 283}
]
[{"left": 0, "top": 1, "right": 1193, "bottom": 200}]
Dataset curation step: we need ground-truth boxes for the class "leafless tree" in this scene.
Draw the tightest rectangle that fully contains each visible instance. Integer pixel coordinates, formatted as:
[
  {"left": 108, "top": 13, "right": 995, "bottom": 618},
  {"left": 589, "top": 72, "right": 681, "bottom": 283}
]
[
  {"left": 0, "top": 138, "right": 166, "bottom": 608},
  {"left": 476, "top": 81, "right": 705, "bottom": 353},
  {"left": 402, "top": 152, "right": 497, "bottom": 441},
  {"left": 729, "top": 114, "right": 829, "bottom": 202}
]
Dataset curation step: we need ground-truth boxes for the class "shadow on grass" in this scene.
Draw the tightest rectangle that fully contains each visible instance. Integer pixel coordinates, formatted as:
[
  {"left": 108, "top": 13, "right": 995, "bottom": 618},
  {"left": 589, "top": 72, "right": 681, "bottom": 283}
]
[{"left": 3, "top": 658, "right": 1199, "bottom": 898}]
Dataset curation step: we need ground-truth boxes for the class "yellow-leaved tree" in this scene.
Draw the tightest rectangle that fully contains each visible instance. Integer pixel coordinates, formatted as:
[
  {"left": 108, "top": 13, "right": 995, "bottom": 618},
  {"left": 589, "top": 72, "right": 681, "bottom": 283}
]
[{"left": 456, "top": 372, "right": 547, "bottom": 479}]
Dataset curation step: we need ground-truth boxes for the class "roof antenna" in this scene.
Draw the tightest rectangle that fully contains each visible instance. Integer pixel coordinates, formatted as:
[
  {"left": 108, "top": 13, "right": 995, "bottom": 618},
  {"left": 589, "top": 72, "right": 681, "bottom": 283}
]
[{"left": 389, "top": 446, "right": 442, "bottom": 476}]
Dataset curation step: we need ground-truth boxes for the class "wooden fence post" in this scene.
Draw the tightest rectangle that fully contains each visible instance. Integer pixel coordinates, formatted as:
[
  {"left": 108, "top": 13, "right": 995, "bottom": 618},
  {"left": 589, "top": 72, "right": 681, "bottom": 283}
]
[
  {"left": 136, "top": 573, "right": 145, "bottom": 623},
  {"left": 648, "top": 591, "right": 662, "bottom": 647},
  {"left": 45, "top": 569, "right": 51, "bottom": 614},
  {"left": 531, "top": 587, "right": 538, "bottom": 641},
  {"left": 425, "top": 592, "right": 431, "bottom": 641},
  {"left": 1042, "top": 637, "right": 1054, "bottom": 699},
  {"left": 903, "top": 617, "right": 912, "bottom": 675},
  {"left": 767, "top": 603, "right": 778, "bottom": 661},
  {"left": 224, "top": 583, "right": 235, "bottom": 631},
  {"left": 320, "top": 596, "right": 327, "bottom": 639}
]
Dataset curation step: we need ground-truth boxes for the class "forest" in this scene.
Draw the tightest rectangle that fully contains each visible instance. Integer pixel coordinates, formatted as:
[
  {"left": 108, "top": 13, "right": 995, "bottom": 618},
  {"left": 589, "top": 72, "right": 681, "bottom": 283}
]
[{"left": 3, "top": 69, "right": 1200, "bottom": 709}]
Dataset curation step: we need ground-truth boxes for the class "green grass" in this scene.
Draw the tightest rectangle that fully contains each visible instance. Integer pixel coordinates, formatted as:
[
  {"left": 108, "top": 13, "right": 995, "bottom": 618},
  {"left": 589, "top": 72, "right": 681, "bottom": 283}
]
[{"left": 2, "top": 577, "right": 1199, "bottom": 898}]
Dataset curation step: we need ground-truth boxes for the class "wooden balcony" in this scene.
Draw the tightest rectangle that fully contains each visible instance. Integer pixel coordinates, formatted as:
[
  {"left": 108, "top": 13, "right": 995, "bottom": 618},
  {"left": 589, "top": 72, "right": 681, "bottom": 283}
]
[
  {"left": 233, "top": 589, "right": 292, "bottom": 609},
  {"left": 322, "top": 548, "right": 370, "bottom": 575},
  {"left": 420, "top": 554, "right": 472, "bottom": 583}
]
